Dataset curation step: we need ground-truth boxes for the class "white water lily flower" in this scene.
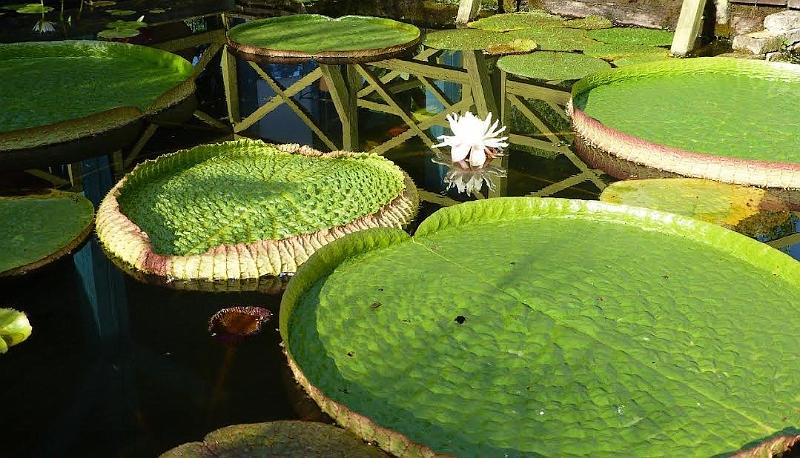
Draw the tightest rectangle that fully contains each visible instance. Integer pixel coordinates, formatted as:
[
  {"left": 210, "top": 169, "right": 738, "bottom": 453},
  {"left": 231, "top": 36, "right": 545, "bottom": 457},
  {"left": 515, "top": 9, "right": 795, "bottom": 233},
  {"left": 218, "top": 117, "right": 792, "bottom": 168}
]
[{"left": 434, "top": 112, "right": 508, "bottom": 168}]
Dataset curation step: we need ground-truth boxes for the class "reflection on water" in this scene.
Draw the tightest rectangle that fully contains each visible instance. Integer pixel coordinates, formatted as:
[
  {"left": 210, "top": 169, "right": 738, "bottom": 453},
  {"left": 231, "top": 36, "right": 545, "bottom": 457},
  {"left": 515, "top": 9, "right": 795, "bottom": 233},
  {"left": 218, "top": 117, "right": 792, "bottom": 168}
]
[{"left": 2, "top": 3, "right": 800, "bottom": 457}]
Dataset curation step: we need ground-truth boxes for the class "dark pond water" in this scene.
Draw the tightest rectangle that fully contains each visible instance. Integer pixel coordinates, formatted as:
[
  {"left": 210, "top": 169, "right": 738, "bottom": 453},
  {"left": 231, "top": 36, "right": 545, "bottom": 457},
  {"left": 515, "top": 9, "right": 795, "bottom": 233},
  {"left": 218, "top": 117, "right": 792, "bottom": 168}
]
[{"left": 2, "top": 1, "right": 800, "bottom": 457}]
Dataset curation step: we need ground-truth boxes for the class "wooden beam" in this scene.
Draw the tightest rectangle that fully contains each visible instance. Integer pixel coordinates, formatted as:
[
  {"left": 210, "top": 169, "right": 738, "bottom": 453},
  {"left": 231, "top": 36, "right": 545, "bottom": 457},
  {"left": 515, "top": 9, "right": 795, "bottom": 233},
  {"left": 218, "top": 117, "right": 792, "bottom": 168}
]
[
  {"left": 456, "top": 0, "right": 481, "bottom": 24},
  {"left": 671, "top": 0, "right": 707, "bottom": 56},
  {"left": 221, "top": 46, "right": 240, "bottom": 125},
  {"left": 234, "top": 66, "right": 322, "bottom": 132}
]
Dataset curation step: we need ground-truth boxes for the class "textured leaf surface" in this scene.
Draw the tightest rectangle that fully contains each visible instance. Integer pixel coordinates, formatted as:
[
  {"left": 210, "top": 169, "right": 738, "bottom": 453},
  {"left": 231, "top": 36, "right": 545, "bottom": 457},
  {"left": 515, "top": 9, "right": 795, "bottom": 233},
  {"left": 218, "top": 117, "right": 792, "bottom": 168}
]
[
  {"left": 0, "top": 41, "right": 192, "bottom": 133},
  {"left": 160, "top": 421, "right": 387, "bottom": 457},
  {"left": 0, "top": 191, "right": 94, "bottom": 276},
  {"left": 116, "top": 140, "right": 408, "bottom": 256},
  {"left": 284, "top": 197, "right": 800, "bottom": 457},
  {"left": 583, "top": 42, "right": 670, "bottom": 63},
  {"left": 468, "top": 11, "right": 565, "bottom": 32},
  {"left": 228, "top": 15, "right": 420, "bottom": 53},
  {"left": 498, "top": 51, "right": 611, "bottom": 81},
  {"left": 599, "top": 178, "right": 790, "bottom": 236},
  {"left": 0, "top": 308, "right": 32, "bottom": 354},
  {"left": 572, "top": 58, "right": 800, "bottom": 162},
  {"left": 588, "top": 27, "right": 674, "bottom": 46},
  {"left": 563, "top": 15, "right": 613, "bottom": 30}
]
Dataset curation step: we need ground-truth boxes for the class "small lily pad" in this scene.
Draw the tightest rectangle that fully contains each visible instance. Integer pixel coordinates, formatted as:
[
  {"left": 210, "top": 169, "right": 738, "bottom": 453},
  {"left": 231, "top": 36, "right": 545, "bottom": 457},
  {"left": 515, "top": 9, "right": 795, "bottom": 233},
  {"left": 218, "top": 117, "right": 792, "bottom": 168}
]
[
  {"left": 424, "top": 28, "right": 508, "bottom": 50},
  {"left": 0, "top": 308, "right": 32, "bottom": 354},
  {"left": 588, "top": 27, "right": 674, "bottom": 46},
  {"left": 599, "top": 178, "right": 791, "bottom": 237},
  {"left": 98, "top": 28, "right": 140, "bottom": 39},
  {"left": 468, "top": 11, "right": 564, "bottom": 32},
  {"left": 584, "top": 42, "right": 671, "bottom": 62},
  {"left": 88, "top": 0, "right": 116, "bottom": 6},
  {"left": 105, "top": 19, "right": 147, "bottom": 30},
  {"left": 0, "top": 191, "right": 94, "bottom": 276},
  {"left": 148, "top": 7, "right": 167, "bottom": 13},
  {"left": 508, "top": 27, "right": 598, "bottom": 52},
  {"left": 15, "top": 3, "right": 54, "bottom": 14},
  {"left": 563, "top": 15, "right": 613, "bottom": 30},
  {"left": 498, "top": 51, "right": 611, "bottom": 81},
  {"left": 485, "top": 38, "right": 538, "bottom": 55},
  {"left": 1, "top": 4, "right": 29, "bottom": 10},
  {"left": 160, "top": 421, "right": 388, "bottom": 457},
  {"left": 106, "top": 9, "right": 136, "bottom": 16}
]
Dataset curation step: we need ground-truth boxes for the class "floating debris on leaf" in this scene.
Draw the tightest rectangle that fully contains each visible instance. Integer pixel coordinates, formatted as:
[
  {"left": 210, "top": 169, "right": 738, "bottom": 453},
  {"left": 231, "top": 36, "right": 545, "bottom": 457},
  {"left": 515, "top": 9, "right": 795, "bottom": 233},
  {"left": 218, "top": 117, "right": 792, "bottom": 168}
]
[{"left": 208, "top": 306, "right": 273, "bottom": 344}]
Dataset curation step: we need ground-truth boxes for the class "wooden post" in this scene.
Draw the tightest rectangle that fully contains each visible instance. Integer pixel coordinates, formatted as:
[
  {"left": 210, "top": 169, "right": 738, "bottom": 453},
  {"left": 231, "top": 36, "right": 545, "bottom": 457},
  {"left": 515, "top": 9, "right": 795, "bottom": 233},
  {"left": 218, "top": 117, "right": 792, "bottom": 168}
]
[
  {"left": 671, "top": 0, "right": 707, "bottom": 56},
  {"left": 462, "top": 50, "right": 498, "bottom": 119},
  {"left": 320, "top": 64, "right": 359, "bottom": 151},
  {"left": 456, "top": 0, "right": 481, "bottom": 25},
  {"left": 221, "top": 46, "right": 240, "bottom": 125}
]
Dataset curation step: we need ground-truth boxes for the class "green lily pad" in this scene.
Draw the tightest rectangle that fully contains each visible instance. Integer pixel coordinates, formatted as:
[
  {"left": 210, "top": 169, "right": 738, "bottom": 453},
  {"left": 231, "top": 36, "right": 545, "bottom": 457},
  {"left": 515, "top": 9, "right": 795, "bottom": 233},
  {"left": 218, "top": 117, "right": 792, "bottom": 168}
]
[
  {"left": 571, "top": 58, "right": 800, "bottom": 190},
  {"left": 88, "top": 0, "right": 116, "bottom": 6},
  {"left": 282, "top": 197, "right": 800, "bottom": 457},
  {"left": 498, "top": 51, "right": 611, "bottom": 81},
  {"left": 227, "top": 14, "right": 421, "bottom": 62},
  {"left": 148, "top": 7, "right": 167, "bottom": 13},
  {"left": 0, "top": 41, "right": 194, "bottom": 153},
  {"left": 0, "top": 190, "right": 94, "bottom": 276},
  {"left": 508, "top": 27, "right": 598, "bottom": 52},
  {"left": 599, "top": 178, "right": 792, "bottom": 237},
  {"left": 0, "top": 309, "right": 32, "bottom": 354},
  {"left": 160, "top": 421, "right": 387, "bottom": 457},
  {"left": 468, "top": 10, "right": 564, "bottom": 32},
  {"left": 584, "top": 42, "right": 670, "bottom": 62},
  {"left": 563, "top": 15, "right": 613, "bottom": 30},
  {"left": 1, "top": 4, "right": 29, "bottom": 10},
  {"left": 96, "top": 139, "right": 418, "bottom": 289},
  {"left": 105, "top": 19, "right": 147, "bottom": 30},
  {"left": 588, "top": 27, "right": 674, "bottom": 46},
  {"left": 15, "top": 3, "right": 53, "bottom": 14},
  {"left": 97, "top": 28, "right": 140, "bottom": 39},
  {"left": 106, "top": 9, "right": 136, "bottom": 16},
  {"left": 423, "top": 28, "right": 507, "bottom": 50}
]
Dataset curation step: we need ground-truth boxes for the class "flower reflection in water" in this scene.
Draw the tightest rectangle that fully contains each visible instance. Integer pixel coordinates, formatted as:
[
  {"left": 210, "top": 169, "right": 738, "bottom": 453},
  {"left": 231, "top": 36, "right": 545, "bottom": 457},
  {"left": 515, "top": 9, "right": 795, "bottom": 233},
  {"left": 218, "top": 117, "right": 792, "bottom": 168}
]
[{"left": 432, "top": 111, "right": 508, "bottom": 194}]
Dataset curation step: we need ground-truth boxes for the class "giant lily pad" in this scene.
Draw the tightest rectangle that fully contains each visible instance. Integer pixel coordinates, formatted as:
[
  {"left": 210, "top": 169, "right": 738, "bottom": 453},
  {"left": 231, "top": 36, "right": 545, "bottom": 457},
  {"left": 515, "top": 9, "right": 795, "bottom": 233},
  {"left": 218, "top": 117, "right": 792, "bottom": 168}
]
[
  {"left": 599, "top": 178, "right": 792, "bottom": 237},
  {"left": 0, "top": 190, "right": 94, "bottom": 276},
  {"left": 498, "top": 51, "right": 611, "bottom": 81},
  {"left": 583, "top": 42, "right": 670, "bottom": 64},
  {"left": 0, "top": 41, "right": 194, "bottom": 168},
  {"left": 227, "top": 14, "right": 421, "bottom": 63},
  {"left": 563, "top": 15, "right": 613, "bottom": 30},
  {"left": 570, "top": 58, "right": 800, "bottom": 195},
  {"left": 468, "top": 11, "right": 565, "bottom": 32},
  {"left": 160, "top": 421, "right": 387, "bottom": 457},
  {"left": 282, "top": 197, "right": 800, "bottom": 457},
  {"left": 0, "top": 309, "right": 32, "bottom": 354},
  {"left": 96, "top": 139, "right": 418, "bottom": 292}
]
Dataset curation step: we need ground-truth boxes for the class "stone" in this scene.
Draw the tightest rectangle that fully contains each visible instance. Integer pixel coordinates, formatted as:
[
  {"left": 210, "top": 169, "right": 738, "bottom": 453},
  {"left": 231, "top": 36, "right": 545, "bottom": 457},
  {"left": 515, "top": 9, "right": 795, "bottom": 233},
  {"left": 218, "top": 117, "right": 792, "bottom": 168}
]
[
  {"left": 764, "top": 10, "right": 800, "bottom": 32},
  {"left": 765, "top": 50, "right": 792, "bottom": 61},
  {"left": 790, "top": 0, "right": 800, "bottom": 9},
  {"left": 540, "top": 0, "right": 682, "bottom": 29},
  {"left": 732, "top": 30, "right": 783, "bottom": 54}
]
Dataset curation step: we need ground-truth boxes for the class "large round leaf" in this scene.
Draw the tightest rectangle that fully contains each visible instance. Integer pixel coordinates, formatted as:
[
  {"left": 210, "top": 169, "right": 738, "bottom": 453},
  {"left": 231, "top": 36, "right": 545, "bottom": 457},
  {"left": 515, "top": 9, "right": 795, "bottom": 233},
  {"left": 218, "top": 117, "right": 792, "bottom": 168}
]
[
  {"left": 0, "top": 41, "right": 194, "bottom": 163},
  {"left": 0, "top": 190, "right": 94, "bottom": 276},
  {"left": 96, "top": 139, "right": 418, "bottom": 291},
  {"left": 227, "top": 15, "right": 421, "bottom": 63},
  {"left": 498, "top": 51, "right": 611, "bottom": 81},
  {"left": 160, "top": 421, "right": 387, "bottom": 457},
  {"left": 282, "top": 197, "right": 800, "bottom": 457},
  {"left": 570, "top": 58, "right": 800, "bottom": 194}
]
